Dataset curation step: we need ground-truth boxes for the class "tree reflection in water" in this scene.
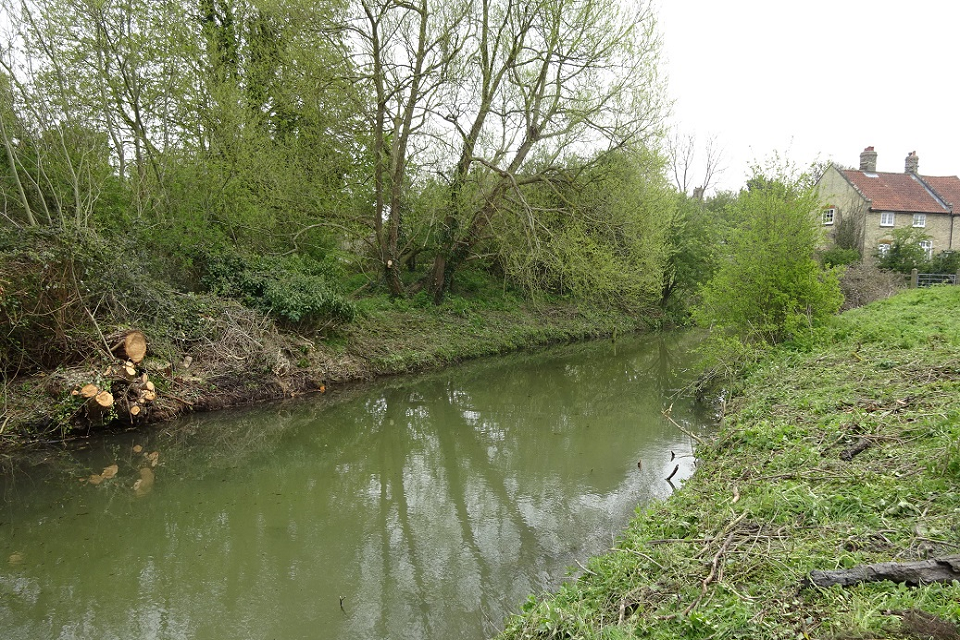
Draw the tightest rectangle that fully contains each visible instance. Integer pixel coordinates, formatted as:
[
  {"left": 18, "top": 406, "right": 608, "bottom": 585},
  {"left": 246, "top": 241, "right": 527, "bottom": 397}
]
[{"left": 0, "top": 333, "right": 712, "bottom": 640}]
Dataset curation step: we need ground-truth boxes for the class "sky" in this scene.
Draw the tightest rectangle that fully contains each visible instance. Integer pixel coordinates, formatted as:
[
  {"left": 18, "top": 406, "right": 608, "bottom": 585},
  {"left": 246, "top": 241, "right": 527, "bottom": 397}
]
[{"left": 656, "top": 0, "right": 960, "bottom": 193}]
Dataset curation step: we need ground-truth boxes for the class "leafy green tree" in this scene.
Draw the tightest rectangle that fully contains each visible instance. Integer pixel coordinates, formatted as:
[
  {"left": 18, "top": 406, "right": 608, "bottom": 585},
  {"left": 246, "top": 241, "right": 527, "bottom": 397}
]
[
  {"left": 491, "top": 147, "right": 675, "bottom": 310},
  {"left": 347, "top": 0, "right": 668, "bottom": 301},
  {"left": 929, "top": 250, "right": 960, "bottom": 274},
  {"left": 695, "top": 166, "right": 843, "bottom": 346},
  {"left": 875, "top": 228, "right": 931, "bottom": 274},
  {"left": 659, "top": 191, "right": 727, "bottom": 314}
]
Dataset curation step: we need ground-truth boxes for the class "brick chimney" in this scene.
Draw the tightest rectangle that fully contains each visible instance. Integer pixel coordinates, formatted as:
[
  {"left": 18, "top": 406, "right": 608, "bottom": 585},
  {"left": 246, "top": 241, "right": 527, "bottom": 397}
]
[
  {"left": 905, "top": 151, "right": 919, "bottom": 174},
  {"left": 859, "top": 146, "right": 878, "bottom": 172}
]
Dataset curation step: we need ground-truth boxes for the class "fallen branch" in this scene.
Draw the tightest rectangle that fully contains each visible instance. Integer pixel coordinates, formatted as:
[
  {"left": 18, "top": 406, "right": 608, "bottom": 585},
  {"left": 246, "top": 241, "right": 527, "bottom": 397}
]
[
  {"left": 803, "top": 555, "right": 960, "bottom": 588},
  {"left": 682, "top": 512, "right": 748, "bottom": 616},
  {"left": 659, "top": 512, "right": 748, "bottom": 620},
  {"left": 840, "top": 437, "right": 872, "bottom": 461},
  {"left": 662, "top": 406, "right": 706, "bottom": 445}
]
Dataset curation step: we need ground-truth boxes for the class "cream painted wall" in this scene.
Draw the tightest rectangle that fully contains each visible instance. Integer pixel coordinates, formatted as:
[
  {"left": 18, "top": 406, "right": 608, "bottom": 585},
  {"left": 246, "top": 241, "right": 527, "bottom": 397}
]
[
  {"left": 816, "top": 166, "right": 868, "bottom": 254},
  {"left": 816, "top": 165, "right": 958, "bottom": 263}
]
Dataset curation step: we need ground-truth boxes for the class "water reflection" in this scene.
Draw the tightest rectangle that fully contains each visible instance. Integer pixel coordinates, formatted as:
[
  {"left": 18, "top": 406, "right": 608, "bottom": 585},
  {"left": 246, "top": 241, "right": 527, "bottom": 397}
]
[{"left": 0, "top": 333, "right": 712, "bottom": 640}]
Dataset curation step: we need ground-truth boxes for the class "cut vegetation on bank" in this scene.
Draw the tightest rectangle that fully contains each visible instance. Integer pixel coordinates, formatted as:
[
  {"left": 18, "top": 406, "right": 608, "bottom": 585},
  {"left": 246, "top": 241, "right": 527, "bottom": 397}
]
[
  {"left": 0, "top": 229, "right": 644, "bottom": 449},
  {"left": 497, "top": 286, "right": 960, "bottom": 640}
]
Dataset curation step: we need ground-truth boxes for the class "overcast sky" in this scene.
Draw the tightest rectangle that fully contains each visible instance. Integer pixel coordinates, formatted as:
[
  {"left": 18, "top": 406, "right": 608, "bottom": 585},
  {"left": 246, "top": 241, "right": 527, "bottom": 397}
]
[{"left": 656, "top": 0, "right": 960, "bottom": 193}]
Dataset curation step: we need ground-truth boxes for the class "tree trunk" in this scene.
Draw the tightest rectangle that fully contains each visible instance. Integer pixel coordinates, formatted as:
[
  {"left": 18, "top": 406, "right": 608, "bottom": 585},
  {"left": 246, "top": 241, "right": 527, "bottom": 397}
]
[
  {"left": 428, "top": 253, "right": 449, "bottom": 305},
  {"left": 427, "top": 203, "right": 494, "bottom": 304},
  {"left": 384, "top": 260, "right": 405, "bottom": 297},
  {"left": 0, "top": 115, "right": 35, "bottom": 226},
  {"left": 804, "top": 556, "right": 960, "bottom": 588}
]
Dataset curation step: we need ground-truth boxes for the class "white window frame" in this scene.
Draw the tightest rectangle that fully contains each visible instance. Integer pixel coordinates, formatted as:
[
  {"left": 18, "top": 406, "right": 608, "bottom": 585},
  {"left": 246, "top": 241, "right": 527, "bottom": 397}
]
[
  {"left": 822, "top": 207, "right": 835, "bottom": 226},
  {"left": 913, "top": 213, "right": 926, "bottom": 228},
  {"left": 919, "top": 240, "right": 933, "bottom": 259},
  {"left": 878, "top": 243, "right": 891, "bottom": 257},
  {"left": 880, "top": 211, "right": 895, "bottom": 227}
]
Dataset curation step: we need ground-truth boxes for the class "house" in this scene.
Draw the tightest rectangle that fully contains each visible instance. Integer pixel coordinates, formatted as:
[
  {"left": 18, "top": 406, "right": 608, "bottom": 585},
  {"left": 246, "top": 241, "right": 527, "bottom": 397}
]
[{"left": 816, "top": 147, "right": 960, "bottom": 263}]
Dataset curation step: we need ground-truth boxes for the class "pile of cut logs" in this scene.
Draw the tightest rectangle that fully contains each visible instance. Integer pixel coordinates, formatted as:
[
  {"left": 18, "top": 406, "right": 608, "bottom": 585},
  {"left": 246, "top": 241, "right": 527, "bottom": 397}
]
[{"left": 71, "top": 330, "right": 158, "bottom": 423}]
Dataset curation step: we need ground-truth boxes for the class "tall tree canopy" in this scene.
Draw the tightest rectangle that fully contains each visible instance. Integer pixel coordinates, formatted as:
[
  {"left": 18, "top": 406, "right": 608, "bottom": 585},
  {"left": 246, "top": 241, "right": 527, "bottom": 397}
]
[
  {"left": 345, "top": 0, "right": 669, "bottom": 300},
  {"left": 2, "top": 0, "right": 673, "bottom": 312}
]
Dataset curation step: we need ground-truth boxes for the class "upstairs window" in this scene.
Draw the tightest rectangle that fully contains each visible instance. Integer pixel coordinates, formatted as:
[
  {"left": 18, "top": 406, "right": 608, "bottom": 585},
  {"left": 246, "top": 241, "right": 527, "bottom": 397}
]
[
  {"left": 822, "top": 207, "right": 836, "bottom": 225},
  {"left": 913, "top": 213, "right": 926, "bottom": 228},
  {"left": 880, "top": 211, "right": 895, "bottom": 227}
]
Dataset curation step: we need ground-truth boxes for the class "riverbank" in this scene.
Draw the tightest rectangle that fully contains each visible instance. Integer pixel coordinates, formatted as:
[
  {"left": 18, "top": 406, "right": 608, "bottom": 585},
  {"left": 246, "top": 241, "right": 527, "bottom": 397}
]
[
  {"left": 0, "top": 290, "right": 643, "bottom": 452},
  {"left": 496, "top": 286, "right": 960, "bottom": 639}
]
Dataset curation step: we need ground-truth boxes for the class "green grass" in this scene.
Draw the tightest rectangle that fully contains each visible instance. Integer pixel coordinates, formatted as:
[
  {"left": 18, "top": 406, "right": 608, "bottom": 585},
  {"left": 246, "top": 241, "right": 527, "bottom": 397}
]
[
  {"left": 496, "top": 286, "right": 960, "bottom": 639},
  {"left": 0, "top": 260, "right": 649, "bottom": 446},
  {"left": 341, "top": 292, "right": 641, "bottom": 375}
]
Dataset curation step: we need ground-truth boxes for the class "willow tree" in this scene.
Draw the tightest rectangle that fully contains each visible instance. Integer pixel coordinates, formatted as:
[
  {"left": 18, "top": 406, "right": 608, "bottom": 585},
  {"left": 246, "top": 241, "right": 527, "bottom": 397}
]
[
  {"left": 347, "top": 0, "right": 668, "bottom": 300},
  {"left": 492, "top": 147, "right": 677, "bottom": 310},
  {"left": 427, "top": 0, "right": 667, "bottom": 302},
  {"left": 345, "top": 0, "right": 470, "bottom": 295}
]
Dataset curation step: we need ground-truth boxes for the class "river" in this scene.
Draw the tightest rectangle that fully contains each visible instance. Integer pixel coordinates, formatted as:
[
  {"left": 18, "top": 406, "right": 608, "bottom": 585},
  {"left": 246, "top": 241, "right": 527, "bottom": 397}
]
[{"left": 0, "top": 333, "right": 712, "bottom": 640}]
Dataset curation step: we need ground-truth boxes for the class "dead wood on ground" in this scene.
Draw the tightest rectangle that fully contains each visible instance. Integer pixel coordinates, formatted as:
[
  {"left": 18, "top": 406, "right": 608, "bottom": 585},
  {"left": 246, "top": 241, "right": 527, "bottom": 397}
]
[{"left": 804, "top": 555, "right": 960, "bottom": 588}]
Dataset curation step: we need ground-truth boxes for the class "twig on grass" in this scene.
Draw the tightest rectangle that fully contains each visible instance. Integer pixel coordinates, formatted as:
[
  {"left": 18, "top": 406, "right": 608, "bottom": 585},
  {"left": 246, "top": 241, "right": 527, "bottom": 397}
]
[
  {"left": 660, "top": 512, "right": 748, "bottom": 620},
  {"left": 662, "top": 405, "right": 706, "bottom": 445},
  {"left": 803, "top": 555, "right": 960, "bottom": 588},
  {"left": 615, "top": 547, "right": 667, "bottom": 572},
  {"left": 646, "top": 537, "right": 712, "bottom": 546}
]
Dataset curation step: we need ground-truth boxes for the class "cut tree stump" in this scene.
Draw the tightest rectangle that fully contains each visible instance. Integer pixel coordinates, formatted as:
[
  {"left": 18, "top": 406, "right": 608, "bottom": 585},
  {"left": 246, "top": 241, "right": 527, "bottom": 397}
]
[
  {"left": 110, "top": 330, "right": 147, "bottom": 364},
  {"left": 121, "top": 361, "right": 138, "bottom": 381},
  {"left": 86, "top": 390, "right": 115, "bottom": 423},
  {"left": 79, "top": 384, "right": 99, "bottom": 399},
  {"left": 91, "top": 390, "right": 114, "bottom": 409},
  {"left": 804, "top": 555, "right": 960, "bottom": 588}
]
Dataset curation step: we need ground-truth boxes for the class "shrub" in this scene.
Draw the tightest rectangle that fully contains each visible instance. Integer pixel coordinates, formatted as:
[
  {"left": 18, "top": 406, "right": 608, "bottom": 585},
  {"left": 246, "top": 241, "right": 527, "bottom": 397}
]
[
  {"left": 0, "top": 226, "right": 221, "bottom": 374},
  {"left": 0, "top": 228, "right": 96, "bottom": 373},
  {"left": 695, "top": 166, "right": 843, "bottom": 348},
  {"left": 820, "top": 247, "right": 860, "bottom": 268},
  {"left": 929, "top": 250, "right": 960, "bottom": 275},
  {"left": 875, "top": 228, "right": 930, "bottom": 273},
  {"left": 200, "top": 251, "right": 355, "bottom": 327}
]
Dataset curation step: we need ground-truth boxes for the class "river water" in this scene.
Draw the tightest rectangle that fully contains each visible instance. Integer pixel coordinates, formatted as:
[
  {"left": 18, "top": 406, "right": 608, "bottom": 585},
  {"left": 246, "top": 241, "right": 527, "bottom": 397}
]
[{"left": 0, "top": 333, "right": 712, "bottom": 640}]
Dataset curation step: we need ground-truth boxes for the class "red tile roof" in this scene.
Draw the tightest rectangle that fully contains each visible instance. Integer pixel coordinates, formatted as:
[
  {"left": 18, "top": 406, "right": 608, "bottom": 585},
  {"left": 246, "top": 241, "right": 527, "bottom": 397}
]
[
  {"left": 922, "top": 175, "right": 960, "bottom": 211},
  {"left": 842, "top": 169, "right": 954, "bottom": 214}
]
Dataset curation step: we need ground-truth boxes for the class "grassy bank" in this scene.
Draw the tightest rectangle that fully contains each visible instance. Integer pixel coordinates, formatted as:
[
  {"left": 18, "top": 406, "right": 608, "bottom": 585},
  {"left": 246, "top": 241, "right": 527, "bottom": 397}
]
[
  {"left": 0, "top": 276, "right": 643, "bottom": 450},
  {"left": 497, "top": 286, "right": 960, "bottom": 639}
]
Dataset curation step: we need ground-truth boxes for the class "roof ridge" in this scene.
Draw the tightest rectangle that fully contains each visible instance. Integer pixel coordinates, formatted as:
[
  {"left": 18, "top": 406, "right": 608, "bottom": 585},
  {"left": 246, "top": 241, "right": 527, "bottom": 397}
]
[
  {"left": 911, "top": 174, "right": 952, "bottom": 213},
  {"left": 839, "top": 167, "right": 951, "bottom": 214}
]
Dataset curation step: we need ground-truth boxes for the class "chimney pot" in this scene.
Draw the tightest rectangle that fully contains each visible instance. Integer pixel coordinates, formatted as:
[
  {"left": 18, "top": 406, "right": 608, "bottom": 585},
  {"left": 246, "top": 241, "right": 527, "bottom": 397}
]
[
  {"left": 905, "top": 151, "right": 919, "bottom": 174},
  {"left": 860, "top": 146, "right": 878, "bottom": 172}
]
